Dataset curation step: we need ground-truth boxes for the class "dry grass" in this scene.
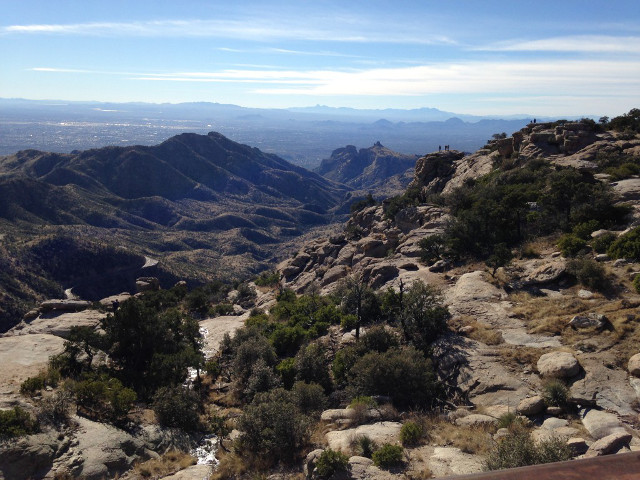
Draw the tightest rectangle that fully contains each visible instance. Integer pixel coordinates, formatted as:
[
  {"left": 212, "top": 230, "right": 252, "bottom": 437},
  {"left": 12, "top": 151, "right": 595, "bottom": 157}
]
[
  {"left": 210, "top": 449, "right": 248, "bottom": 480},
  {"left": 450, "top": 316, "right": 504, "bottom": 346},
  {"left": 424, "top": 416, "right": 494, "bottom": 455},
  {"left": 132, "top": 450, "right": 196, "bottom": 479},
  {"left": 496, "top": 345, "right": 545, "bottom": 371},
  {"left": 510, "top": 292, "right": 592, "bottom": 335}
]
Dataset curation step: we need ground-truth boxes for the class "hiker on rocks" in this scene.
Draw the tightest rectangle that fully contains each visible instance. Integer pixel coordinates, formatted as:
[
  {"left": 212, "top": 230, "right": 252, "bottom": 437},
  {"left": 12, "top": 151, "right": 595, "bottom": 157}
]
[{"left": 439, "top": 145, "right": 441, "bottom": 152}]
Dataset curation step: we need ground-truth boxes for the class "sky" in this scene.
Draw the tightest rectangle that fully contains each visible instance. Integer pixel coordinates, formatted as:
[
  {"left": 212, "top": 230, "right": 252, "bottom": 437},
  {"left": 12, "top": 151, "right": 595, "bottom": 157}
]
[{"left": 1, "top": 0, "right": 639, "bottom": 116}]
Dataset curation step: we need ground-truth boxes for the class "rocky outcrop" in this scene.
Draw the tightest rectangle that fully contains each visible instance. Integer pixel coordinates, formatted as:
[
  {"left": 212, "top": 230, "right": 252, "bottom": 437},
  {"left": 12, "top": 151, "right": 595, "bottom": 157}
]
[{"left": 278, "top": 204, "right": 447, "bottom": 293}]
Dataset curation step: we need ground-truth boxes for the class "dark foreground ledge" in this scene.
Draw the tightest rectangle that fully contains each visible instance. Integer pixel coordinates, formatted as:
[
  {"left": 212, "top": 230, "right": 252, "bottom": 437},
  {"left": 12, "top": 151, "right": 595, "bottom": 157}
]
[{"left": 444, "top": 451, "right": 640, "bottom": 480}]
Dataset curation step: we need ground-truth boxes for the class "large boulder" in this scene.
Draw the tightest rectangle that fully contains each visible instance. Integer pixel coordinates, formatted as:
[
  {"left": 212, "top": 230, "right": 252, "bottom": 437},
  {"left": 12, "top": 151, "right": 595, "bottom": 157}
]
[
  {"left": 537, "top": 351, "right": 580, "bottom": 378},
  {"left": 581, "top": 409, "right": 627, "bottom": 440},
  {"left": 517, "top": 395, "right": 546, "bottom": 416},
  {"left": 628, "top": 353, "right": 640, "bottom": 377},
  {"left": 325, "top": 422, "right": 402, "bottom": 453},
  {"left": 584, "top": 431, "right": 632, "bottom": 458}
]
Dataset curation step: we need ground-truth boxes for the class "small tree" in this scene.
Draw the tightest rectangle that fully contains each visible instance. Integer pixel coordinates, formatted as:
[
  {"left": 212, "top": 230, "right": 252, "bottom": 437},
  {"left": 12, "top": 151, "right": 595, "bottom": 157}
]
[
  {"left": 399, "top": 280, "right": 449, "bottom": 351},
  {"left": 486, "top": 243, "right": 513, "bottom": 277}
]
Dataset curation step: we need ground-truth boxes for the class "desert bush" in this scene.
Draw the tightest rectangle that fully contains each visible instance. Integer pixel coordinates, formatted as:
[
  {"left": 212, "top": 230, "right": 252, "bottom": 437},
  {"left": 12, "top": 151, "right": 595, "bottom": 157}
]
[
  {"left": 572, "top": 220, "right": 600, "bottom": 240},
  {"left": 400, "top": 421, "right": 424, "bottom": 446},
  {"left": 254, "top": 270, "right": 280, "bottom": 287},
  {"left": 293, "top": 381, "right": 326, "bottom": 415},
  {"left": 608, "top": 226, "right": 640, "bottom": 260},
  {"left": 398, "top": 281, "right": 450, "bottom": 351},
  {"left": 485, "top": 427, "right": 572, "bottom": 470},
  {"left": 211, "top": 303, "right": 234, "bottom": 316},
  {"left": 348, "top": 346, "right": 442, "bottom": 410},
  {"left": 243, "top": 358, "right": 281, "bottom": 402},
  {"left": 274, "top": 358, "right": 296, "bottom": 390},
  {"left": 372, "top": 443, "right": 404, "bottom": 469},
  {"left": 496, "top": 412, "right": 519, "bottom": 429},
  {"left": 361, "top": 325, "right": 399, "bottom": 353},
  {"left": 73, "top": 372, "right": 137, "bottom": 421},
  {"left": 557, "top": 234, "right": 587, "bottom": 257},
  {"left": 38, "top": 390, "right": 72, "bottom": 425},
  {"left": 270, "top": 324, "right": 307, "bottom": 357},
  {"left": 237, "top": 388, "right": 311, "bottom": 464},
  {"left": 353, "top": 434, "right": 377, "bottom": 458},
  {"left": 633, "top": 275, "right": 640, "bottom": 294},
  {"left": 315, "top": 448, "right": 350, "bottom": 478},
  {"left": 152, "top": 386, "right": 200, "bottom": 431},
  {"left": 591, "top": 232, "right": 617, "bottom": 253},
  {"left": 566, "top": 258, "right": 611, "bottom": 292},
  {"left": 295, "top": 343, "right": 332, "bottom": 393},
  {"left": 20, "top": 375, "right": 45, "bottom": 396},
  {"left": 332, "top": 346, "right": 360, "bottom": 387},
  {"left": 204, "top": 359, "right": 221, "bottom": 379},
  {"left": 541, "top": 379, "right": 569, "bottom": 407},
  {"left": 0, "top": 406, "right": 39, "bottom": 439}
]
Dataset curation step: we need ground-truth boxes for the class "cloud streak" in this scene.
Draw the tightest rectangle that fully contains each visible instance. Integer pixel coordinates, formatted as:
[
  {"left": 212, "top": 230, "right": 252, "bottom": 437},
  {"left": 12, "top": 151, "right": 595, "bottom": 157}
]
[
  {"left": 477, "top": 35, "right": 640, "bottom": 53},
  {"left": 2, "top": 18, "right": 456, "bottom": 45}
]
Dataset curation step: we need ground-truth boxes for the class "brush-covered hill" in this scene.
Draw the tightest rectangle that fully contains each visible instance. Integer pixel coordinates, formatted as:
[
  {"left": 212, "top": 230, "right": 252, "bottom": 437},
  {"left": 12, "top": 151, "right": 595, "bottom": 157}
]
[
  {"left": 0, "top": 132, "right": 351, "bottom": 331},
  {"left": 315, "top": 142, "right": 418, "bottom": 196}
]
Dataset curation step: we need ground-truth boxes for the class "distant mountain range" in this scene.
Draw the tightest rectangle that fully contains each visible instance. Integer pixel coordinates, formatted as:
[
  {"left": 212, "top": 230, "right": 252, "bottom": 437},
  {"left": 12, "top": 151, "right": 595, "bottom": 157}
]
[{"left": 0, "top": 98, "right": 549, "bottom": 168}]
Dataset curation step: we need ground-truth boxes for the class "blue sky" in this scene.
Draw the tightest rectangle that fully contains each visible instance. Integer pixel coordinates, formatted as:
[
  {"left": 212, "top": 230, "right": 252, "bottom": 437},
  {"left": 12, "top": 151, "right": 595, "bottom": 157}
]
[{"left": 1, "top": 0, "right": 639, "bottom": 116}]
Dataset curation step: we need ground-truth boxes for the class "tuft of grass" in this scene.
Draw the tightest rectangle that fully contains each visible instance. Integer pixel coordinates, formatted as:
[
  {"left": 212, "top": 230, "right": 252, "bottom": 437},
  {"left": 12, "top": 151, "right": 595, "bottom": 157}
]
[{"left": 133, "top": 450, "right": 196, "bottom": 479}]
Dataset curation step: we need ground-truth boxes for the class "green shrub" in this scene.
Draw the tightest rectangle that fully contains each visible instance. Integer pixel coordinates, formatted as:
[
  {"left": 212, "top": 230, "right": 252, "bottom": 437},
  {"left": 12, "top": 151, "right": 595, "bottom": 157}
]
[
  {"left": 348, "top": 346, "right": 442, "bottom": 409},
  {"left": 566, "top": 258, "right": 611, "bottom": 292},
  {"left": 557, "top": 234, "right": 587, "bottom": 257},
  {"left": 152, "top": 386, "right": 200, "bottom": 431},
  {"left": 496, "top": 412, "right": 518, "bottom": 429},
  {"left": 237, "top": 388, "right": 311, "bottom": 464},
  {"left": 398, "top": 281, "right": 450, "bottom": 351},
  {"left": 0, "top": 407, "right": 39, "bottom": 439},
  {"left": 541, "top": 379, "right": 569, "bottom": 407},
  {"left": 315, "top": 448, "right": 349, "bottom": 478},
  {"left": 276, "top": 358, "right": 297, "bottom": 390},
  {"left": 485, "top": 427, "right": 572, "bottom": 470},
  {"left": 572, "top": 220, "right": 600, "bottom": 240},
  {"left": 212, "top": 303, "right": 234, "bottom": 316},
  {"left": 591, "top": 232, "right": 617, "bottom": 253},
  {"left": 361, "top": 325, "right": 399, "bottom": 353},
  {"left": 354, "top": 434, "right": 377, "bottom": 458},
  {"left": 608, "top": 227, "right": 640, "bottom": 260},
  {"left": 243, "top": 358, "right": 281, "bottom": 402},
  {"left": 73, "top": 373, "right": 137, "bottom": 421},
  {"left": 204, "top": 359, "right": 221, "bottom": 379},
  {"left": 295, "top": 343, "right": 332, "bottom": 393},
  {"left": 400, "top": 421, "right": 424, "bottom": 446},
  {"left": 293, "top": 381, "right": 326, "bottom": 415},
  {"left": 372, "top": 443, "right": 404, "bottom": 469},
  {"left": 349, "top": 395, "right": 377, "bottom": 409},
  {"left": 20, "top": 375, "right": 45, "bottom": 396},
  {"left": 633, "top": 275, "right": 640, "bottom": 294},
  {"left": 340, "top": 314, "right": 358, "bottom": 331},
  {"left": 331, "top": 346, "right": 359, "bottom": 387},
  {"left": 270, "top": 325, "right": 307, "bottom": 357},
  {"left": 255, "top": 270, "right": 281, "bottom": 287}
]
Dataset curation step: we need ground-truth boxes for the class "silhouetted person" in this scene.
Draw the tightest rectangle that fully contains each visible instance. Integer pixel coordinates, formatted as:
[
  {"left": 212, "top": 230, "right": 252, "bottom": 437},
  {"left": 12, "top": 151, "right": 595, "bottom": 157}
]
[
  {"left": 439, "top": 145, "right": 441, "bottom": 151},
  {"left": 112, "top": 299, "right": 120, "bottom": 311},
  {"left": 533, "top": 118, "right": 537, "bottom": 123}
]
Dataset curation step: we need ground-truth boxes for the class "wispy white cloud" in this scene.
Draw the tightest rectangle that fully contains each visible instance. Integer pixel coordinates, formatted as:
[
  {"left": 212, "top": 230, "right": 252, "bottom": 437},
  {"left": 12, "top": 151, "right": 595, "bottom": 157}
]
[
  {"left": 31, "top": 59, "right": 640, "bottom": 102},
  {"left": 477, "top": 35, "right": 640, "bottom": 53},
  {"left": 2, "top": 18, "right": 456, "bottom": 45}
]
